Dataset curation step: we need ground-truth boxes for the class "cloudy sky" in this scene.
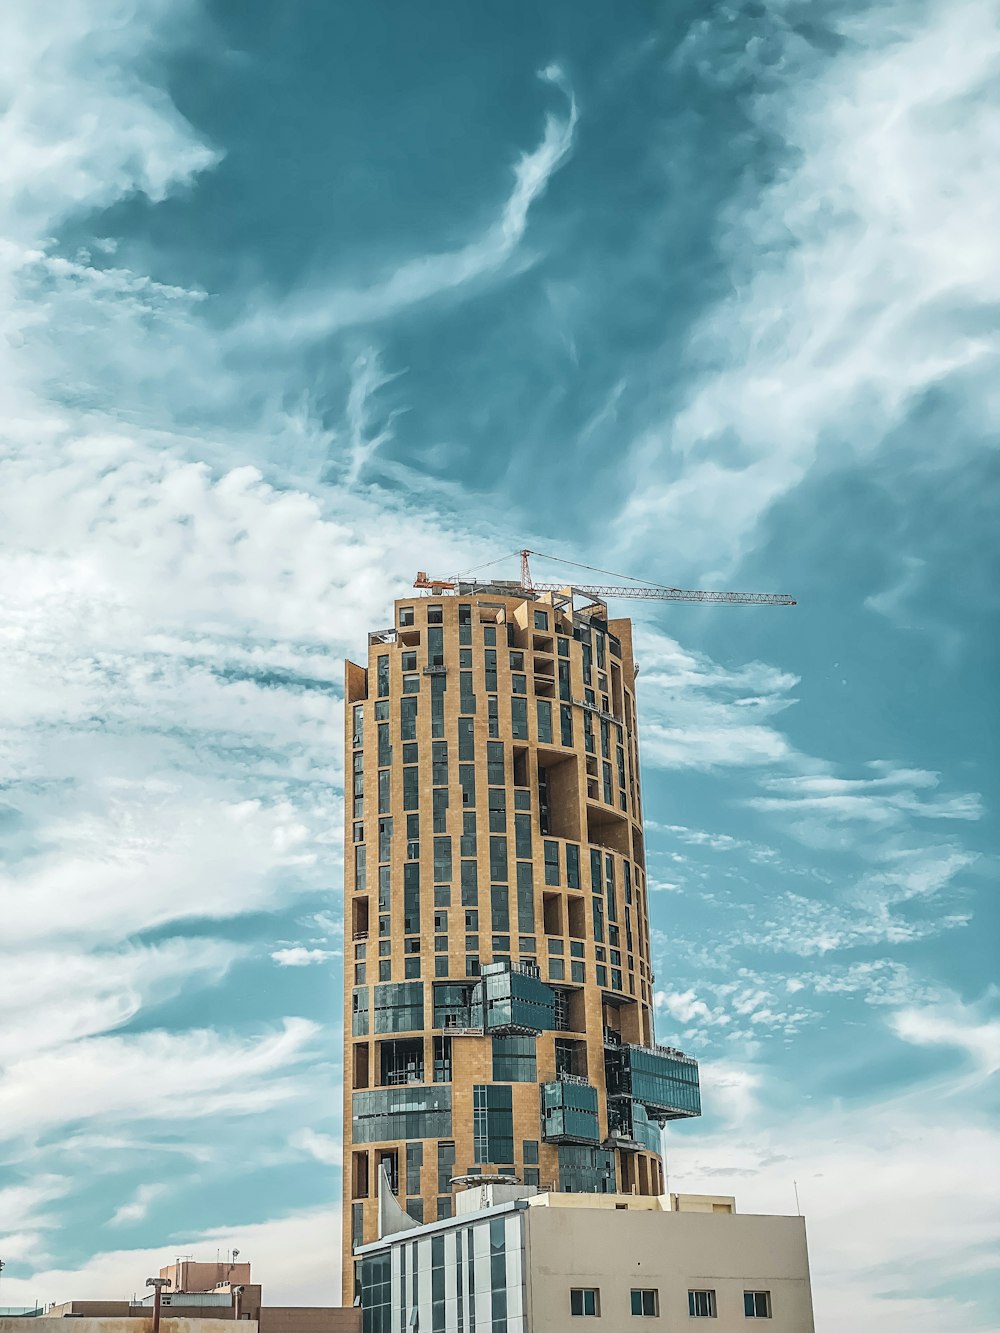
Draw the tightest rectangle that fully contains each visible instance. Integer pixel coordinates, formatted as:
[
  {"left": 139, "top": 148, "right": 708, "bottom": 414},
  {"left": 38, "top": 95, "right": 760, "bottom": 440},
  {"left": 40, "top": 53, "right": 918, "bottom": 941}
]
[{"left": 0, "top": 0, "right": 997, "bottom": 1327}]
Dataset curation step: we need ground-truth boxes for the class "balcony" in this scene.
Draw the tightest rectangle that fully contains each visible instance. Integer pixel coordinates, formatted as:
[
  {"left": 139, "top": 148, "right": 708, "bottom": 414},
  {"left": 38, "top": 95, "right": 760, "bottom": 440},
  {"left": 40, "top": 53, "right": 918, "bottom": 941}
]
[
  {"left": 471, "top": 961, "right": 557, "bottom": 1036},
  {"left": 540, "top": 1078, "right": 600, "bottom": 1145},
  {"left": 606, "top": 1098, "right": 662, "bottom": 1154},
  {"left": 604, "top": 1043, "right": 702, "bottom": 1123}
]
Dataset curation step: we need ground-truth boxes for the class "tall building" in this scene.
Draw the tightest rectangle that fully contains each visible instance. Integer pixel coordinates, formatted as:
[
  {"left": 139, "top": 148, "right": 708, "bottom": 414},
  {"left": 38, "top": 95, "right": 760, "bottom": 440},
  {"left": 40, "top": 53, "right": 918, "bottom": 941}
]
[{"left": 342, "top": 583, "right": 702, "bottom": 1295}]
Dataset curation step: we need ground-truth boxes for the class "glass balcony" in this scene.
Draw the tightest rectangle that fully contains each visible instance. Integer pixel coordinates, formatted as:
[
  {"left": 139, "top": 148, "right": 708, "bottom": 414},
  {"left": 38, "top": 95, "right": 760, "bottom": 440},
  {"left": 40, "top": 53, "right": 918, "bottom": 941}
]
[
  {"left": 540, "top": 1077, "right": 600, "bottom": 1145},
  {"left": 606, "top": 1097, "right": 662, "bottom": 1153},
  {"left": 605, "top": 1043, "right": 701, "bottom": 1122},
  {"left": 471, "top": 961, "right": 557, "bottom": 1035}
]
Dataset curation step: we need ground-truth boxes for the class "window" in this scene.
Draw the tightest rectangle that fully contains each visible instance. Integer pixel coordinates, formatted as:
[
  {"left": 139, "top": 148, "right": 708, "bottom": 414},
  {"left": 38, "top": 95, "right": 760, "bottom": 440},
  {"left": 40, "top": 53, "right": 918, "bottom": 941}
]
[
  {"left": 689, "top": 1290, "right": 717, "bottom": 1318},
  {"left": 566, "top": 843, "right": 581, "bottom": 889},
  {"left": 376, "top": 655, "right": 390, "bottom": 697},
  {"left": 427, "top": 604, "right": 443, "bottom": 625},
  {"left": 534, "top": 610, "right": 549, "bottom": 630},
  {"left": 511, "top": 697, "right": 528, "bottom": 739},
  {"left": 473, "top": 1084, "right": 513, "bottom": 1163},
  {"left": 570, "top": 1288, "right": 600, "bottom": 1317},
  {"left": 537, "top": 699, "right": 553, "bottom": 744},
  {"left": 399, "top": 606, "right": 414, "bottom": 626},
  {"left": 543, "top": 840, "right": 560, "bottom": 885},
  {"left": 492, "top": 1034, "right": 536, "bottom": 1082},
  {"left": 631, "top": 1289, "right": 658, "bottom": 1317},
  {"left": 744, "top": 1291, "right": 771, "bottom": 1319},
  {"left": 488, "top": 787, "right": 507, "bottom": 833},
  {"left": 487, "top": 741, "right": 505, "bottom": 784}
]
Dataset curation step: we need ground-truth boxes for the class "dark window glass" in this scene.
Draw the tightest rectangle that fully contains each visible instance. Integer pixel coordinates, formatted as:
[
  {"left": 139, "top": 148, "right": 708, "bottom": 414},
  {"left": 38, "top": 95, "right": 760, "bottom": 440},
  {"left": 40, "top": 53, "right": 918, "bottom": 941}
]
[
  {"left": 376, "top": 656, "right": 390, "bottom": 697},
  {"left": 543, "top": 840, "right": 560, "bottom": 885},
  {"left": 537, "top": 700, "right": 553, "bottom": 744},
  {"left": 511, "top": 697, "right": 528, "bottom": 739}
]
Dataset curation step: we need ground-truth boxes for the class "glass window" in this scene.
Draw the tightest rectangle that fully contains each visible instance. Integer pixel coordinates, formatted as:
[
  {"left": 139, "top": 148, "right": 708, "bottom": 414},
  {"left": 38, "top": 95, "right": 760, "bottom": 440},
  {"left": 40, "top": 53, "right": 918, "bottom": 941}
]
[
  {"left": 427, "top": 605, "right": 443, "bottom": 625},
  {"left": 537, "top": 699, "right": 553, "bottom": 744},
  {"left": 516, "top": 862, "right": 534, "bottom": 932},
  {"left": 514, "top": 812, "right": 532, "bottom": 859},
  {"left": 630, "top": 1289, "right": 658, "bottom": 1317},
  {"left": 376, "top": 655, "right": 390, "bottom": 698},
  {"left": 484, "top": 625, "right": 497, "bottom": 646},
  {"left": 522, "top": 1138, "right": 539, "bottom": 1164},
  {"left": 544, "top": 840, "right": 560, "bottom": 885},
  {"left": 744, "top": 1291, "right": 772, "bottom": 1318},
  {"left": 400, "top": 696, "right": 417, "bottom": 741},
  {"left": 458, "top": 716, "right": 475, "bottom": 760},
  {"left": 434, "top": 836, "right": 452, "bottom": 881},
  {"left": 689, "top": 1291, "right": 717, "bottom": 1318},
  {"left": 570, "top": 1289, "right": 600, "bottom": 1317},
  {"left": 377, "top": 722, "right": 392, "bottom": 767},
  {"left": 566, "top": 843, "right": 580, "bottom": 888},
  {"left": 488, "top": 787, "right": 507, "bottom": 833},
  {"left": 372, "top": 981, "right": 424, "bottom": 1033},
  {"left": 492, "top": 1034, "right": 536, "bottom": 1082},
  {"left": 560, "top": 702, "right": 573, "bottom": 745},
  {"left": 473, "top": 1083, "right": 514, "bottom": 1163},
  {"left": 489, "top": 836, "right": 508, "bottom": 881},
  {"left": 399, "top": 606, "right": 414, "bottom": 626},
  {"left": 534, "top": 610, "right": 549, "bottom": 630},
  {"left": 511, "top": 697, "right": 528, "bottom": 739},
  {"left": 488, "top": 695, "right": 499, "bottom": 738},
  {"left": 512, "top": 673, "right": 527, "bottom": 695}
]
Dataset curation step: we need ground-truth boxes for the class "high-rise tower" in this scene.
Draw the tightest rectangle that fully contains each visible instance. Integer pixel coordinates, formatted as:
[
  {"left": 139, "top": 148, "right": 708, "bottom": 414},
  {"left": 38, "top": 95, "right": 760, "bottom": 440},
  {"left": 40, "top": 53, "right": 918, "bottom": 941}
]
[{"left": 342, "top": 583, "right": 701, "bottom": 1295}]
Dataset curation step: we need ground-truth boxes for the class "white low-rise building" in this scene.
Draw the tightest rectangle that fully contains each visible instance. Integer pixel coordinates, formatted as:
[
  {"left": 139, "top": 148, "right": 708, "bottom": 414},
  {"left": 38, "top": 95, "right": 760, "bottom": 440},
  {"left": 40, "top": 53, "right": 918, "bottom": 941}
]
[{"left": 356, "top": 1180, "right": 815, "bottom": 1331}]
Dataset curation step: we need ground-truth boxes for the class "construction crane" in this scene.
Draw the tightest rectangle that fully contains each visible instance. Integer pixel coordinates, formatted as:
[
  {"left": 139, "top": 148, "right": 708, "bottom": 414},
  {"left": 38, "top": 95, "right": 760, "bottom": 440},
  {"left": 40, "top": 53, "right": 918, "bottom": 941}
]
[{"left": 414, "top": 549, "right": 795, "bottom": 607}]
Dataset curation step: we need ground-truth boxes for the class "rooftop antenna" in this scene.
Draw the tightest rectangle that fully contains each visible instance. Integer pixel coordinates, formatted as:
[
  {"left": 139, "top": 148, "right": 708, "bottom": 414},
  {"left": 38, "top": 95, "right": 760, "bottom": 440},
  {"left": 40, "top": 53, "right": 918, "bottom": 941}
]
[{"left": 793, "top": 1180, "right": 801, "bottom": 1216}]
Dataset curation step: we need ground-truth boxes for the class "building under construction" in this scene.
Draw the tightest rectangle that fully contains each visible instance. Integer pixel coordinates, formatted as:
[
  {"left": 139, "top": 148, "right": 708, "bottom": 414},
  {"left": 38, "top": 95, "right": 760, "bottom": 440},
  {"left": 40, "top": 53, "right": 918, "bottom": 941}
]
[{"left": 337, "top": 550, "right": 789, "bottom": 1294}]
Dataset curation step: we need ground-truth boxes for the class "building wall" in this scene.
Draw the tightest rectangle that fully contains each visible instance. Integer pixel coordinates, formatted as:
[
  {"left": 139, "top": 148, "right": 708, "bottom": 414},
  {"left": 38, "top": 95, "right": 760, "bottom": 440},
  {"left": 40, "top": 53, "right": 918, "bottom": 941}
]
[
  {"left": 523, "top": 1207, "right": 815, "bottom": 1332},
  {"left": 3, "top": 1321, "right": 242, "bottom": 1333},
  {"left": 356, "top": 1208, "right": 526, "bottom": 1333},
  {"left": 258, "top": 1309, "right": 360, "bottom": 1333},
  {"left": 341, "top": 588, "right": 679, "bottom": 1294}
]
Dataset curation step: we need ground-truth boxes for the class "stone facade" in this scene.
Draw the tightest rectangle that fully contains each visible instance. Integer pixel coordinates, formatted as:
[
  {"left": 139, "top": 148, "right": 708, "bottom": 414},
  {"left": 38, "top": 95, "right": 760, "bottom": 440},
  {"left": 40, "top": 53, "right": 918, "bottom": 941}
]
[{"left": 342, "top": 585, "right": 701, "bottom": 1294}]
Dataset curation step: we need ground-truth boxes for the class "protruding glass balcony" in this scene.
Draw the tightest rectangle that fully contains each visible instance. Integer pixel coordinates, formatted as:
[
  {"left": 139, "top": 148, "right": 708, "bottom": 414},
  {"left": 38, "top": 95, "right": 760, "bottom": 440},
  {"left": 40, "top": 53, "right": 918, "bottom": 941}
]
[
  {"left": 470, "top": 961, "right": 557, "bottom": 1035},
  {"left": 605, "top": 1042, "right": 702, "bottom": 1123},
  {"left": 606, "top": 1097, "right": 662, "bottom": 1153},
  {"left": 540, "top": 1077, "right": 600, "bottom": 1145}
]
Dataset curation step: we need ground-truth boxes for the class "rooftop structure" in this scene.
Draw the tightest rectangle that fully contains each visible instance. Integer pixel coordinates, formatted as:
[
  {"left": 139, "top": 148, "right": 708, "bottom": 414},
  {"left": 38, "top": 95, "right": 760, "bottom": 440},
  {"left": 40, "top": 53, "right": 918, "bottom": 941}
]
[{"left": 342, "top": 585, "right": 703, "bottom": 1293}]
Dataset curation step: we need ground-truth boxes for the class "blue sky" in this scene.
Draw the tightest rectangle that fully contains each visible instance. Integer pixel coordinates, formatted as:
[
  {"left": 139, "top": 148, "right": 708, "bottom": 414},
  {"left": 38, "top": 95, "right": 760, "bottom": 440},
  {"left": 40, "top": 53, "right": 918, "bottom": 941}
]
[{"left": 0, "top": 0, "right": 997, "bottom": 1327}]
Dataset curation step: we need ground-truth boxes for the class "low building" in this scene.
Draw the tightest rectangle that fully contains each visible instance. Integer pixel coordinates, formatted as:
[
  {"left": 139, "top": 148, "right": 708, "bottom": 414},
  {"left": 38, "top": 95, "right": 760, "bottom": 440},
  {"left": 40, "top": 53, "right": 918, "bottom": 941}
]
[
  {"left": 356, "top": 1182, "right": 815, "bottom": 1331},
  {"left": 0, "top": 1258, "right": 359, "bottom": 1333}
]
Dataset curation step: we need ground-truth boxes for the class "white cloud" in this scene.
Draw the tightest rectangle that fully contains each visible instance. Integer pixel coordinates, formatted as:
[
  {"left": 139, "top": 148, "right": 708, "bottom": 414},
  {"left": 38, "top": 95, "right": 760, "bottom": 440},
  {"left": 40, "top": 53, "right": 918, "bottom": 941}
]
[
  {"left": 0, "top": 938, "right": 244, "bottom": 1064},
  {"left": 667, "top": 1079, "right": 999, "bottom": 1333},
  {"left": 0, "top": 1020, "right": 321, "bottom": 1143},
  {"left": 107, "top": 1184, "right": 167, "bottom": 1228},
  {"left": 620, "top": 0, "right": 1000, "bottom": 570},
  {"left": 289, "top": 1129, "right": 343, "bottom": 1168},
  {"left": 240, "top": 66, "right": 577, "bottom": 347},
  {"left": 0, "top": 1206, "right": 342, "bottom": 1308},
  {"left": 271, "top": 948, "right": 337, "bottom": 968},
  {"left": 890, "top": 999, "right": 1000, "bottom": 1079}
]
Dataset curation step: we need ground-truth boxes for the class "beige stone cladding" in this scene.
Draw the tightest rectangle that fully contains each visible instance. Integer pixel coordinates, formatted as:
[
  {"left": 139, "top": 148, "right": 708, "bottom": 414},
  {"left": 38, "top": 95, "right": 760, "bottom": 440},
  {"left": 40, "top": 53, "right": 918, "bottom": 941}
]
[
  {"left": 342, "top": 586, "right": 689, "bottom": 1296},
  {"left": 523, "top": 1201, "right": 815, "bottom": 1331}
]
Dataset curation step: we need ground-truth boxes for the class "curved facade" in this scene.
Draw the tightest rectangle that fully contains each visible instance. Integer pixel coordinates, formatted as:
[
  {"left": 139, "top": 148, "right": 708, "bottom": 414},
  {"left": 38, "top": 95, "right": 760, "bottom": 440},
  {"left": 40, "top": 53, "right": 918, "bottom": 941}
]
[{"left": 342, "top": 585, "right": 700, "bottom": 1294}]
